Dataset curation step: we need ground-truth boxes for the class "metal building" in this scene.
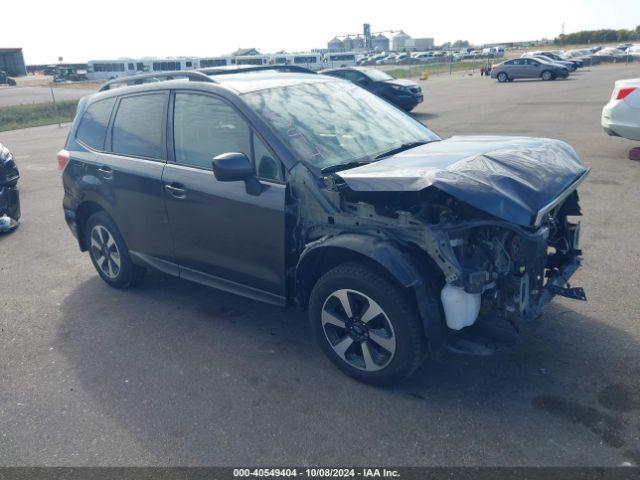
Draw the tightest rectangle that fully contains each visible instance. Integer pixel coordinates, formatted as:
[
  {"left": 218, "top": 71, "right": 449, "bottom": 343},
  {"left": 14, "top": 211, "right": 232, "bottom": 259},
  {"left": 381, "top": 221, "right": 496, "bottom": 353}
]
[
  {"left": 392, "top": 31, "right": 411, "bottom": 51},
  {"left": 372, "top": 34, "right": 390, "bottom": 52},
  {"left": 0, "top": 48, "right": 27, "bottom": 77},
  {"left": 404, "top": 38, "right": 435, "bottom": 51},
  {"left": 327, "top": 37, "right": 345, "bottom": 52}
]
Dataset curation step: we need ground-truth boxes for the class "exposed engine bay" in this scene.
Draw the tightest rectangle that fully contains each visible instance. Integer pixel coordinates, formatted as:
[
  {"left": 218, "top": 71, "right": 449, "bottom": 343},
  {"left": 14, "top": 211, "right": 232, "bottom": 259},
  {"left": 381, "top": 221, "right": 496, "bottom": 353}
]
[{"left": 289, "top": 159, "right": 587, "bottom": 352}]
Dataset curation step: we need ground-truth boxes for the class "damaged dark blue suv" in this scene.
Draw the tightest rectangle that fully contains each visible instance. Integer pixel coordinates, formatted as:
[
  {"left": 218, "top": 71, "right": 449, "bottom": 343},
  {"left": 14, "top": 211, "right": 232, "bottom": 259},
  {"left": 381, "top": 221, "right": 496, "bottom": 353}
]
[{"left": 59, "top": 67, "right": 588, "bottom": 385}]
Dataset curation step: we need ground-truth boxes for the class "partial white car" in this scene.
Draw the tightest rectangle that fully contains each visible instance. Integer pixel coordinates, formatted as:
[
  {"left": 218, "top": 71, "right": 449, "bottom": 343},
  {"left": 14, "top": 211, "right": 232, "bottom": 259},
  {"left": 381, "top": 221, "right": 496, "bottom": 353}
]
[{"left": 602, "top": 78, "right": 640, "bottom": 141}]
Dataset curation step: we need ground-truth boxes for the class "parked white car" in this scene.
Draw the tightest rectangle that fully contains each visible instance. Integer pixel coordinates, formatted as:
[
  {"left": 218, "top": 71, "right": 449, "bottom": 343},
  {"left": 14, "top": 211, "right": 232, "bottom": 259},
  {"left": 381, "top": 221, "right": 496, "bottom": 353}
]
[
  {"left": 602, "top": 78, "right": 640, "bottom": 141},
  {"left": 626, "top": 45, "right": 640, "bottom": 60}
]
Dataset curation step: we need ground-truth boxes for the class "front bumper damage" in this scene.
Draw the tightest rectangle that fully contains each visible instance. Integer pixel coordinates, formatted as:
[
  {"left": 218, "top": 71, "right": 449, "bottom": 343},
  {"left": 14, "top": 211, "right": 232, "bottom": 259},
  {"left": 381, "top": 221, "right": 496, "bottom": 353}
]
[
  {"left": 445, "top": 257, "right": 584, "bottom": 355},
  {"left": 437, "top": 214, "right": 586, "bottom": 355},
  {"left": 289, "top": 134, "right": 589, "bottom": 355}
]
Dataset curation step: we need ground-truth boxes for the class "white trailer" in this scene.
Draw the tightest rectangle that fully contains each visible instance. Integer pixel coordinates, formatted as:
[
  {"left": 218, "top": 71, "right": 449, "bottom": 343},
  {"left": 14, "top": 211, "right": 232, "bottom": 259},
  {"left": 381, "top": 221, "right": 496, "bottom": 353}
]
[
  {"left": 87, "top": 60, "right": 136, "bottom": 80},
  {"left": 323, "top": 53, "right": 357, "bottom": 68},
  {"left": 198, "top": 56, "right": 234, "bottom": 68},
  {"left": 87, "top": 58, "right": 198, "bottom": 80}
]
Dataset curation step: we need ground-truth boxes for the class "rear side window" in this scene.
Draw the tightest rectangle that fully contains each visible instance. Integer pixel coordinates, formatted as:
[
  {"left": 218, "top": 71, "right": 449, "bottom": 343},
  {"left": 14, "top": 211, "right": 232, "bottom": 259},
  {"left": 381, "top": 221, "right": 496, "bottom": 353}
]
[
  {"left": 75, "top": 98, "right": 116, "bottom": 150},
  {"left": 111, "top": 93, "right": 166, "bottom": 159}
]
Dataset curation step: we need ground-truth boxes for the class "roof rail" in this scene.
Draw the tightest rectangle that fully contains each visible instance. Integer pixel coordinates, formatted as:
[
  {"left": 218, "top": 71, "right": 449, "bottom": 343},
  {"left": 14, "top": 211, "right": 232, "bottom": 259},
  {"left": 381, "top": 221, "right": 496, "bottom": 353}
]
[
  {"left": 198, "top": 65, "right": 316, "bottom": 76},
  {"left": 98, "top": 71, "right": 216, "bottom": 92}
]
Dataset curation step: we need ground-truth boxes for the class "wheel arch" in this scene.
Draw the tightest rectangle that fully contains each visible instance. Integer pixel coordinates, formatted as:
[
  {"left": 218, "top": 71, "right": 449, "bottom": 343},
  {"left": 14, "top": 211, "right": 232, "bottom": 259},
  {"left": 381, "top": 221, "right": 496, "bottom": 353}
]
[
  {"left": 75, "top": 200, "right": 108, "bottom": 251},
  {"left": 295, "top": 234, "right": 445, "bottom": 351}
]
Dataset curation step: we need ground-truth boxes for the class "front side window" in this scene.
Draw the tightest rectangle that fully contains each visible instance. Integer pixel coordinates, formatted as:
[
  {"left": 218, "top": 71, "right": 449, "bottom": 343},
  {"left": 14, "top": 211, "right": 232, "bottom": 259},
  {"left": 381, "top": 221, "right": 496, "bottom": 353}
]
[
  {"left": 173, "top": 93, "right": 283, "bottom": 181},
  {"left": 173, "top": 93, "right": 251, "bottom": 169},
  {"left": 243, "top": 79, "right": 439, "bottom": 170},
  {"left": 254, "top": 135, "right": 283, "bottom": 181},
  {"left": 111, "top": 93, "right": 166, "bottom": 159},
  {"left": 343, "top": 70, "right": 364, "bottom": 83},
  {"left": 76, "top": 97, "right": 116, "bottom": 150}
]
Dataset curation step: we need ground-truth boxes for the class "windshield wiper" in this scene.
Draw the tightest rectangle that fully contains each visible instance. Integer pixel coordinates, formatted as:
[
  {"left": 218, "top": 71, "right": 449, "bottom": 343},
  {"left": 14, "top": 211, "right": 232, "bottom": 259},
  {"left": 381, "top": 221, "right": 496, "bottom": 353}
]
[
  {"left": 321, "top": 160, "right": 374, "bottom": 174},
  {"left": 374, "top": 141, "right": 429, "bottom": 160}
]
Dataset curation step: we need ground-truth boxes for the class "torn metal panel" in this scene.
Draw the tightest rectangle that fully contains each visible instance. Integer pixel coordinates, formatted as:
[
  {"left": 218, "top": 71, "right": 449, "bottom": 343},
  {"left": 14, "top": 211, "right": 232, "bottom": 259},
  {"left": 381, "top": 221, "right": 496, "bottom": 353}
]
[{"left": 289, "top": 163, "right": 464, "bottom": 283}]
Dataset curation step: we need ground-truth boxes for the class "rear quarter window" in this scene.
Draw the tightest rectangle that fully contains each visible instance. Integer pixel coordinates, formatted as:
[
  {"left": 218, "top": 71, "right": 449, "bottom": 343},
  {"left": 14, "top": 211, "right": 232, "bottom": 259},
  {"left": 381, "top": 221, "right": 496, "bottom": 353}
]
[
  {"left": 111, "top": 93, "right": 166, "bottom": 159},
  {"left": 75, "top": 97, "right": 116, "bottom": 150}
]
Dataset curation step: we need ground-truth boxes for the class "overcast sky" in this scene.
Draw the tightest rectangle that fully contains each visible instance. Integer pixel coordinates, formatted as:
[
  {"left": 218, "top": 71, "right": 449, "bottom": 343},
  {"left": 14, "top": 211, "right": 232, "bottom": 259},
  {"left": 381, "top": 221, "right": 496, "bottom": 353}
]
[{"left": 6, "top": 0, "right": 639, "bottom": 64}]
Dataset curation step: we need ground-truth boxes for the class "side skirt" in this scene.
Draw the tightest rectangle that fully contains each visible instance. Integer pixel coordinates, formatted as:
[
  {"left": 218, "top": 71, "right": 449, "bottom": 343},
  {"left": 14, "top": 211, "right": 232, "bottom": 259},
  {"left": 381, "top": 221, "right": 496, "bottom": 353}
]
[{"left": 130, "top": 251, "right": 286, "bottom": 307}]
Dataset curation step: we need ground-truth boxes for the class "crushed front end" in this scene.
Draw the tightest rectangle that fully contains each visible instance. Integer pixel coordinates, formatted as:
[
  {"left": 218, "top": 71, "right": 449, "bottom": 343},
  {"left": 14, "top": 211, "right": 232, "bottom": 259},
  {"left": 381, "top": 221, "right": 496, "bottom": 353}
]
[{"left": 429, "top": 190, "right": 586, "bottom": 350}]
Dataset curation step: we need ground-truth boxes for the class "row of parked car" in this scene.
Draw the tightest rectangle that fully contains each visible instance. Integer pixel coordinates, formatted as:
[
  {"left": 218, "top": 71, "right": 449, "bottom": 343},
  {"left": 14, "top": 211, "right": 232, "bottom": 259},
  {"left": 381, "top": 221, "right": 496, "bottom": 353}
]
[
  {"left": 489, "top": 44, "right": 638, "bottom": 83},
  {"left": 541, "top": 45, "right": 640, "bottom": 65},
  {"left": 358, "top": 48, "right": 505, "bottom": 66}
]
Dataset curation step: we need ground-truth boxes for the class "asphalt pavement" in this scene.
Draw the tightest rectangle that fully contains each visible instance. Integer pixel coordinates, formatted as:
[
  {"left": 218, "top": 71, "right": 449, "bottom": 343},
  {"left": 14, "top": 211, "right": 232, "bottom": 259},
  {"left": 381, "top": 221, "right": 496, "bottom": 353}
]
[{"left": 0, "top": 63, "right": 639, "bottom": 467}]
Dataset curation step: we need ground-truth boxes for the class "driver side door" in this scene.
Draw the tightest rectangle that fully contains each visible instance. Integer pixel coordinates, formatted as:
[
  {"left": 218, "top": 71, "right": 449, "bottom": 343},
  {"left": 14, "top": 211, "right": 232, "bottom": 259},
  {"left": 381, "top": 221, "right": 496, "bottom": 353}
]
[{"left": 162, "top": 91, "right": 287, "bottom": 305}]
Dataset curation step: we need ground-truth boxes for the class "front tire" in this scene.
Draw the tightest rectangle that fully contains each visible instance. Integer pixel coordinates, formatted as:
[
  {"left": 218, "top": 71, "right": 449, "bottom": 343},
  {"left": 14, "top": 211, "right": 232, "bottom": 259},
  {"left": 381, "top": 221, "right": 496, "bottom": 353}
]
[
  {"left": 309, "top": 263, "right": 426, "bottom": 386},
  {"left": 86, "top": 211, "right": 145, "bottom": 288},
  {"left": 541, "top": 70, "right": 554, "bottom": 81}
]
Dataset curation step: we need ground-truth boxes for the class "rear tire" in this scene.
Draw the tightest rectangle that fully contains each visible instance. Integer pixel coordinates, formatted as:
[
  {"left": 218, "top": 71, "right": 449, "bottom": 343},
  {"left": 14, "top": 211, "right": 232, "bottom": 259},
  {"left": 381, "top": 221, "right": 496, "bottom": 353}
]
[
  {"left": 86, "top": 211, "right": 145, "bottom": 289},
  {"left": 497, "top": 72, "right": 508, "bottom": 83},
  {"left": 309, "top": 262, "right": 426, "bottom": 386}
]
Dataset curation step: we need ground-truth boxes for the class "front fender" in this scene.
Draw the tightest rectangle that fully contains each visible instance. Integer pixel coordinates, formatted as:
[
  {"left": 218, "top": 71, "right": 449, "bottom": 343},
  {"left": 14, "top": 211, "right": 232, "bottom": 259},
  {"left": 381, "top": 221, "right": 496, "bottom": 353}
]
[
  {"left": 296, "top": 233, "right": 444, "bottom": 351},
  {"left": 298, "top": 233, "right": 421, "bottom": 288}
]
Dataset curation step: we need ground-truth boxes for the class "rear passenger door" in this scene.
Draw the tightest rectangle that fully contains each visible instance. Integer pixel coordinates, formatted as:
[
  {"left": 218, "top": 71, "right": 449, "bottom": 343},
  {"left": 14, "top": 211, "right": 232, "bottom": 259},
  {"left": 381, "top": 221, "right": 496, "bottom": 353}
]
[
  {"left": 524, "top": 58, "right": 542, "bottom": 78},
  {"left": 103, "top": 92, "right": 175, "bottom": 269},
  {"left": 162, "top": 91, "right": 286, "bottom": 304}
]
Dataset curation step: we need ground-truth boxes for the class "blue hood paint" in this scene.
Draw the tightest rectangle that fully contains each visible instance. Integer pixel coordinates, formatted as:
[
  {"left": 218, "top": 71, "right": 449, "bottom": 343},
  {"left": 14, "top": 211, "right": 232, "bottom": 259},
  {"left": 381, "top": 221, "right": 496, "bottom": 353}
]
[{"left": 336, "top": 136, "right": 589, "bottom": 227}]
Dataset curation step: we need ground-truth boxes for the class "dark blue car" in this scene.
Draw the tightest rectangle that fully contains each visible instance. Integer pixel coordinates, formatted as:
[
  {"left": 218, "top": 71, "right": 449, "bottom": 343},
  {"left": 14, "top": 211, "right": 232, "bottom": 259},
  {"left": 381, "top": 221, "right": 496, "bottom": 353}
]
[{"left": 321, "top": 67, "right": 423, "bottom": 111}]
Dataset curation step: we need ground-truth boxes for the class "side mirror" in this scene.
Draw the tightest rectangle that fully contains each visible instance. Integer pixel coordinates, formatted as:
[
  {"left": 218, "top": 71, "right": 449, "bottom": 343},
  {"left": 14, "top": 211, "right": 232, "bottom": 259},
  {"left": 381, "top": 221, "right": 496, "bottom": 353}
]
[
  {"left": 211, "top": 152, "right": 263, "bottom": 196},
  {"left": 212, "top": 152, "right": 254, "bottom": 181}
]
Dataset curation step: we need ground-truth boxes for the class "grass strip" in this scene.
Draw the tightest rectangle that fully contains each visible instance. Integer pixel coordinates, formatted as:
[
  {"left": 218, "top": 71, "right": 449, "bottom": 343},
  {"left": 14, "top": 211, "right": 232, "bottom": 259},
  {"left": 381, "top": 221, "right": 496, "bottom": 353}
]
[{"left": 0, "top": 100, "right": 78, "bottom": 132}]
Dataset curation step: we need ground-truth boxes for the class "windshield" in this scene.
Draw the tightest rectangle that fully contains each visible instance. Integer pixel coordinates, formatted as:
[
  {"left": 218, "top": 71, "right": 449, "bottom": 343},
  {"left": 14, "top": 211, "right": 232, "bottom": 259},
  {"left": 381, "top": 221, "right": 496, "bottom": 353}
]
[
  {"left": 242, "top": 79, "right": 440, "bottom": 170},
  {"left": 362, "top": 68, "right": 393, "bottom": 81}
]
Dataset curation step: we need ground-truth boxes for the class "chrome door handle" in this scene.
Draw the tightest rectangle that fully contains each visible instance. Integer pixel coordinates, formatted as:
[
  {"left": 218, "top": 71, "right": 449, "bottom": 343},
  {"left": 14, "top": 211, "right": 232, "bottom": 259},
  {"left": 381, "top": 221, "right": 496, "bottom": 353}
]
[
  {"left": 97, "top": 166, "right": 113, "bottom": 179},
  {"left": 165, "top": 183, "right": 187, "bottom": 198}
]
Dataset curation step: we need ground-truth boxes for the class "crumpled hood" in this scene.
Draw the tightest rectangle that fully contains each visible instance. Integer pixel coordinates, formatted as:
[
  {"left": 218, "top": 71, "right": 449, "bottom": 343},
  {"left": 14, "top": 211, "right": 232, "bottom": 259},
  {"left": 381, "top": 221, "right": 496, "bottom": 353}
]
[{"left": 336, "top": 136, "right": 589, "bottom": 227}]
